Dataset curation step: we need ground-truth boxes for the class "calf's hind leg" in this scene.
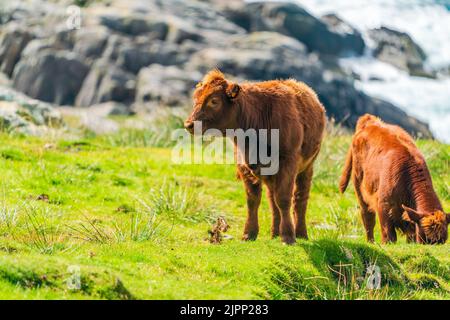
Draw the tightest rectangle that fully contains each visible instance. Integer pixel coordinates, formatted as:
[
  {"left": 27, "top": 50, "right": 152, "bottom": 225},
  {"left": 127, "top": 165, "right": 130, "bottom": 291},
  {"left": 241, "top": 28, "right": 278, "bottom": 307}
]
[
  {"left": 354, "top": 183, "right": 376, "bottom": 242},
  {"left": 293, "top": 165, "right": 314, "bottom": 239},
  {"left": 267, "top": 188, "right": 281, "bottom": 238},
  {"left": 271, "top": 163, "right": 296, "bottom": 244}
]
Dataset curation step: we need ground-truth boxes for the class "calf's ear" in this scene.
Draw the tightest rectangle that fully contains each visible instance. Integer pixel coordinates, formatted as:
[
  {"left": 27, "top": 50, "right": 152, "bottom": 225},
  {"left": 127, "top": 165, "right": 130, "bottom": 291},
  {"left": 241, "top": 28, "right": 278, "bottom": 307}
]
[
  {"left": 446, "top": 213, "right": 450, "bottom": 224},
  {"left": 226, "top": 82, "right": 240, "bottom": 99},
  {"left": 402, "top": 205, "right": 424, "bottom": 223}
]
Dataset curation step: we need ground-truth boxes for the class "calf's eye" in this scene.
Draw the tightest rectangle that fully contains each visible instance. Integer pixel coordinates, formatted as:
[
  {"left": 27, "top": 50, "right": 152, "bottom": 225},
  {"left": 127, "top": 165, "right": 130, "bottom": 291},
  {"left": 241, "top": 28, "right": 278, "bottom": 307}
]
[{"left": 210, "top": 98, "right": 219, "bottom": 107}]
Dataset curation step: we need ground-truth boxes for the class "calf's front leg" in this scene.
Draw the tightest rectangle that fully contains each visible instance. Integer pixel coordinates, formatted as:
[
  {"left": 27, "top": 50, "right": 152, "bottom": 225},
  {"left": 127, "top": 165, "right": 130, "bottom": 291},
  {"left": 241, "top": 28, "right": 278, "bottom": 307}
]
[
  {"left": 378, "top": 202, "right": 397, "bottom": 244},
  {"left": 241, "top": 173, "right": 262, "bottom": 241}
]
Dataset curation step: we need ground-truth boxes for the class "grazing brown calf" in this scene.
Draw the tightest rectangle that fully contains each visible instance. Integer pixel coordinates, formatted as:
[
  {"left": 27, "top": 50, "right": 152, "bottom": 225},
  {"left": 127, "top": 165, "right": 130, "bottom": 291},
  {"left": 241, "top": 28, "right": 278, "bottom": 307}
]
[
  {"left": 184, "top": 70, "right": 326, "bottom": 244},
  {"left": 339, "top": 114, "right": 449, "bottom": 244}
]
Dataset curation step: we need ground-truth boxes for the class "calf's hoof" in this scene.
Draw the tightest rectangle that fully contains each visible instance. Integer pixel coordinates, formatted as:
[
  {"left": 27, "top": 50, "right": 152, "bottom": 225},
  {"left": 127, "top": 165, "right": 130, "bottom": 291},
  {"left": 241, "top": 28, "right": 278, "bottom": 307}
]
[
  {"left": 281, "top": 234, "right": 296, "bottom": 245},
  {"left": 295, "top": 231, "right": 308, "bottom": 240},
  {"left": 242, "top": 232, "right": 258, "bottom": 241}
]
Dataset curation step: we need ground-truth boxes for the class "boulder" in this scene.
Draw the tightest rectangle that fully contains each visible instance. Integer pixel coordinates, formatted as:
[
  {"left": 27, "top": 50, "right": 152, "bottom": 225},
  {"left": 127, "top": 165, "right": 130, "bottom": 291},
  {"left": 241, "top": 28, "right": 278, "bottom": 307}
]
[
  {"left": 320, "top": 14, "right": 365, "bottom": 56},
  {"left": 115, "top": 40, "right": 183, "bottom": 74},
  {"left": 75, "top": 60, "right": 136, "bottom": 107},
  {"left": 166, "top": 19, "right": 205, "bottom": 44},
  {"left": 0, "top": 85, "right": 63, "bottom": 134},
  {"left": 154, "top": 0, "right": 245, "bottom": 35},
  {"left": 0, "top": 23, "right": 34, "bottom": 76},
  {"left": 188, "top": 32, "right": 322, "bottom": 82},
  {"left": 101, "top": 35, "right": 186, "bottom": 74},
  {"left": 100, "top": 15, "right": 169, "bottom": 38},
  {"left": 134, "top": 64, "right": 201, "bottom": 111},
  {"left": 12, "top": 50, "right": 89, "bottom": 105},
  {"left": 369, "top": 26, "right": 431, "bottom": 77},
  {"left": 73, "top": 27, "right": 109, "bottom": 59},
  {"left": 225, "top": 2, "right": 365, "bottom": 56}
]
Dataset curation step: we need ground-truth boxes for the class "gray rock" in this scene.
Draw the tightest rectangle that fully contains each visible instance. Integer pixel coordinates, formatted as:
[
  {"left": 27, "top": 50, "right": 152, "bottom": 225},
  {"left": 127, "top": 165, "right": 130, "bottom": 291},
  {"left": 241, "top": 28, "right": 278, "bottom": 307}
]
[
  {"left": 369, "top": 26, "right": 432, "bottom": 77},
  {"left": 73, "top": 27, "right": 109, "bottom": 59},
  {"left": 0, "top": 85, "right": 63, "bottom": 134},
  {"left": 154, "top": 0, "right": 245, "bottom": 35},
  {"left": 134, "top": 64, "right": 201, "bottom": 111},
  {"left": 0, "top": 23, "right": 34, "bottom": 76},
  {"left": 188, "top": 32, "right": 322, "bottom": 82},
  {"left": 75, "top": 59, "right": 136, "bottom": 107},
  {"left": 165, "top": 17, "right": 205, "bottom": 44},
  {"left": 12, "top": 50, "right": 89, "bottom": 105},
  {"left": 320, "top": 14, "right": 365, "bottom": 56},
  {"left": 100, "top": 14, "right": 169, "bottom": 38},
  {"left": 226, "top": 2, "right": 365, "bottom": 56},
  {"left": 115, "top": 40, "right": 185, "bottom": 74}
]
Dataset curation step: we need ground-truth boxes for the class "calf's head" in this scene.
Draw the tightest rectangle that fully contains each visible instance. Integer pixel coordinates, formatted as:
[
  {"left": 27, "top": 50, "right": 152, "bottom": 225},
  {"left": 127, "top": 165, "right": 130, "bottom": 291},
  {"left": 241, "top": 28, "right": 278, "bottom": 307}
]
[
  {"left": 402, "top": 205, "right": 450, "bottom": 244},
  {"left": 184, "top": 69, "right": 240, "bottom": 135}
]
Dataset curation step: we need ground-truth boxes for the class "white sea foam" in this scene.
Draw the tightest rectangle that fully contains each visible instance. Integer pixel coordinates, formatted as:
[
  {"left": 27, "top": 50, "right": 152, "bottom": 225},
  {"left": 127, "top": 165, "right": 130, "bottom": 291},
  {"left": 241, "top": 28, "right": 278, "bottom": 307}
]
[
  {"left": 340, "top": 57, "right": 450, "bottom": 142},
  {"left": 298, "top": 0, "right": 450, "bottom": 68}
]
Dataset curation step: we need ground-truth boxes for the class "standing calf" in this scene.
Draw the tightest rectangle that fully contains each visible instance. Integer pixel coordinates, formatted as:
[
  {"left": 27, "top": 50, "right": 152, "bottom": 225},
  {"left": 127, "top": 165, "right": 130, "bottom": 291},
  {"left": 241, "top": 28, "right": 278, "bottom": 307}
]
[
  {"left": 184, "top": 70, "right": 326, "bottom": 244},
  {"left": 339, "top": 114, "right": 449, "bottom": 244}
]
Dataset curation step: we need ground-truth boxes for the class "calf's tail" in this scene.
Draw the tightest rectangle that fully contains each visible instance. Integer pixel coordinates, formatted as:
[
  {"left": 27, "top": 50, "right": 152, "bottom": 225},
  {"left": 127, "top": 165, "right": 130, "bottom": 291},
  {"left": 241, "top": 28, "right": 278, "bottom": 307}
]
[{"left": 339, "top": 146, "right": 353, "bottom": 193}]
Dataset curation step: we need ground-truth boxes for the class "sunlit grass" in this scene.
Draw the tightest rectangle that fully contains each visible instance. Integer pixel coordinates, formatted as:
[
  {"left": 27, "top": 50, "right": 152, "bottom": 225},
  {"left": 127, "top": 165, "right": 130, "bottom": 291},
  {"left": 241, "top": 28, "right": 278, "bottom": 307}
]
[{"left": 0, "top": 126, "right": 448, "bottom": 299}]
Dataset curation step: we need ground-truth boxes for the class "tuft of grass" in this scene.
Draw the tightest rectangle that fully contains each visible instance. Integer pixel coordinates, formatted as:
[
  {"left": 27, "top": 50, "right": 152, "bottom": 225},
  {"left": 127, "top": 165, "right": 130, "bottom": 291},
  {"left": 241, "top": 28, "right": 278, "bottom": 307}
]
[
  {"left": 22, "top": 205, "right": 66, "bottom": 254},
  {"left": 67, "top": 217, "right": 113, "bottom": 244}
]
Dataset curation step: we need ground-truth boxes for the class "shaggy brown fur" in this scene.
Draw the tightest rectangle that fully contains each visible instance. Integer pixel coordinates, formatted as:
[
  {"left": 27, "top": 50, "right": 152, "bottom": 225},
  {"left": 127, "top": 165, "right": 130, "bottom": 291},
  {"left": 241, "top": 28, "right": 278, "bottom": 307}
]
[
  {"left": 340, "top": 114, "right": 449, "bottom": 244},
  {"left": 185, "top": 69, "right": 326, "bottom": 244}
]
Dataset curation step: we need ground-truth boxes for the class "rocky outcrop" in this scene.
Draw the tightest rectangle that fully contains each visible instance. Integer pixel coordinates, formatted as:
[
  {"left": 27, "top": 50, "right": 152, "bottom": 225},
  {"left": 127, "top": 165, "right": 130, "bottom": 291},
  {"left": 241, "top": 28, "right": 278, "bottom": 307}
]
[
  {"left": 135, "top": 64, "right": 201, "bottom": 112},
  {"left": 188, "top": 32, "right": 322, "bottom": 82},
  {"left": 12, "top": 50, "right": 89, "bottom": 105},
  {"left": 224, "top": 2, "right": 366, "bottom": 56},
  {"left": 320, "top": 14, "right": 365, "bottom": 56},
  {"left": 369, "top": 26, "right": 432, "bottom": 77},
  {"left": 0, "top": 85, "right": 63, "bottom": 134},
  {"left": 0, "top": 23, "right": 34, "bottom": 77},
  {"left": 75, "top": 60, "right": 136, "bottom": 107}
]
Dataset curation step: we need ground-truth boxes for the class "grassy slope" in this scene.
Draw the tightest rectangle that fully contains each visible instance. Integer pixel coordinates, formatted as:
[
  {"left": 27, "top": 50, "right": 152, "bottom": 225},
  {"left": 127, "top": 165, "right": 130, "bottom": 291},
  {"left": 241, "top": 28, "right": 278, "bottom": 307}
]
[{"left": 0, "top": 131, "right": 448, "bottom": 300}]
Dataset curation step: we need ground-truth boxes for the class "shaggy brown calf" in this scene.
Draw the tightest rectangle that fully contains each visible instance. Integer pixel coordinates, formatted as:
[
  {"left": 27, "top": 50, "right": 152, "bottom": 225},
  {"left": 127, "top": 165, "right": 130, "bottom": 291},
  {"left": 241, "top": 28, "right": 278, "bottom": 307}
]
[
  {"left": 340, "top": 114, "right": 449, "bottom": 244},
  {"left": 184, "top": 70, "right": 326, "bottom": 244}
]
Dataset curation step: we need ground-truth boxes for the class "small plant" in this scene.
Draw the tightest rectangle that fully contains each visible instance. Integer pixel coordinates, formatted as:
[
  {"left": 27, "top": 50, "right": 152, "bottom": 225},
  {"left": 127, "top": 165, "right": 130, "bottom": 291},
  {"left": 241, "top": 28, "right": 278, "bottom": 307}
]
[
  {"left": 67, "top": 216, "right": 112, "bottom": 244},
  {"left": 325, "top": 202, "right": 361, "bottom": 238},
  {"left": 112, "top": 206, "right": 165, "bottom": 242},
  {"left": 22, "top": 205, "right": 65, "bottom": 254}
]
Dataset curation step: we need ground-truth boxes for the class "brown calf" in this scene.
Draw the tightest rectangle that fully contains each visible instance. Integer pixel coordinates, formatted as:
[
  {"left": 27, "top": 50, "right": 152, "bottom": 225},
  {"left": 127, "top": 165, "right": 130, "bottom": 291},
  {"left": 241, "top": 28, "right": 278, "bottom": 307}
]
[
  {"left": 184, "top": 70, "right": 326, "bottom": 244},
  {"left": 339, "top": 114, "right": 449, "bottom": 244}
]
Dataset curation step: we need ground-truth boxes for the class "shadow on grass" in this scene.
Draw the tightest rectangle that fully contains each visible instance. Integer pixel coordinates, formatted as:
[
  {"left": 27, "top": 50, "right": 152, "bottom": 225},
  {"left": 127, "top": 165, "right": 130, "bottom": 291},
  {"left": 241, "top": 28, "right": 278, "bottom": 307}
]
[{"left": 263, "top": 239, "right": 448, "bottom": 300}]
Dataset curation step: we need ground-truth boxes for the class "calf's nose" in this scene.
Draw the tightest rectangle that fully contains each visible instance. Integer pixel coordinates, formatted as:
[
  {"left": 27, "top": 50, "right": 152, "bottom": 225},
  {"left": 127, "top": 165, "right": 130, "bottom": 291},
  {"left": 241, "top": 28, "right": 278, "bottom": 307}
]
[{"left": 184, "top": 121, "right": 194, "bottom": 130}]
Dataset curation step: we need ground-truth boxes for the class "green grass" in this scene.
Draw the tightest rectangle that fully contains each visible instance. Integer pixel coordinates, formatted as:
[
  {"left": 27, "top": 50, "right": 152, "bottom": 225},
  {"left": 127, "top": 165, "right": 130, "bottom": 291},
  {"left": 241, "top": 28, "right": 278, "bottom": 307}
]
[{"left": 0, "top": 128, "right": 448, "bottom": 300}]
